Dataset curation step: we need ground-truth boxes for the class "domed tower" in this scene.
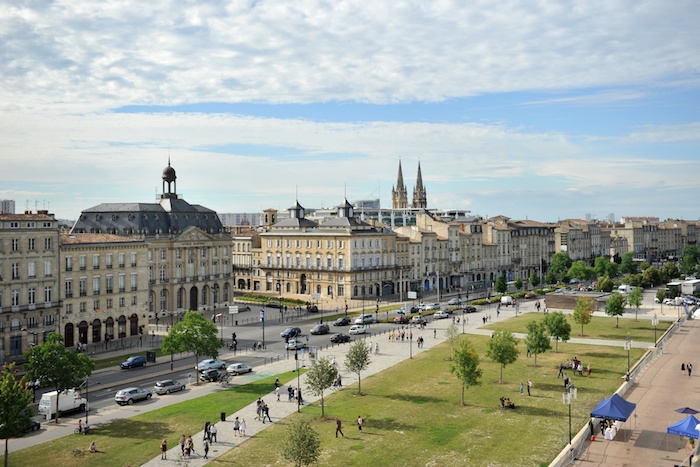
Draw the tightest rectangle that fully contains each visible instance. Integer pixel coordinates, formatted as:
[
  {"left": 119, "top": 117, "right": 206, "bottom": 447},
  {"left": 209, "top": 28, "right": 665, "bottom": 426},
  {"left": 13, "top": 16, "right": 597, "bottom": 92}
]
[{"left": 161, "top": 158, "right": 177, "bottom": 199}]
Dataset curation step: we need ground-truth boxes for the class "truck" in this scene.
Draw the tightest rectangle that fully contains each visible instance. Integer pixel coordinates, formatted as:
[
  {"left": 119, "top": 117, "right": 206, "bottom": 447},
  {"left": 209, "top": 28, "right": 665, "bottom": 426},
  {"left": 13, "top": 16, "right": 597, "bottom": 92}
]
[
  {"left": 681, "top": 279, "right": 700, "bottom": 296},
  {"left": 38, "top": 388, "right": 88, "bottom": 419}
]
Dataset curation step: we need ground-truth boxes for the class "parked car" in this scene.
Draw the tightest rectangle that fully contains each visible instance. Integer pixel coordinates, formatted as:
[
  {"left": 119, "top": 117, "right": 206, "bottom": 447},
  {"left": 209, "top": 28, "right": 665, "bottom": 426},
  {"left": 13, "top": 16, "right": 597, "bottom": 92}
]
[
  {"left": 281, "top": 327, "right": 302, "bottom": 338},
  {"left": 120, "top": 355, "right": 147, "bottom": 369},
  {"left": 448, "top": 298, "right": 462, "bottom": 305},
  {"left": 199, "top": 369, "right": 226, "bottom": 383},
  {"left": 197, "top": 359, "right": 226, "bottom": 371},
  {"left": 267, "top": 301, "right": 283, "bottom": 308},
  {"left": 354, "top": 314, "right": 375, "bottom": 325},
  {"left": 349, "top": 325, "right": 366, "bottom": 335},
  {"left": 462, "top": 305, "right": 478, "bottom": 313},
  {"left": 394, "top": 315, "right": 410, "bottom": 324},
  {"left": 285, "top": 339, "right": 307, "bottom": 350},
  {"left": 310, "top": 324, "right": 330, "bottom": 335},
  {"left": 411, "top": 315, "right": 427, "bottom": 325},
  {"left": 153, "top": 379, "right": 186, "bottom": 395},
  {"left": 24, "top": 419, "right": 41, "bottom": 433},
  {"left": 330, "top": 333, "right": 351, "bottom": 343},
  {"left": 307, "top": 305, "right": 319, "bottom": 312},
  {"left": 424, "top": 303, "right": 440, "bottom": 310},
  {"left": 226, "top": 363, "right": 253, "bottom": 375},
  {"left": 433, "top": 310, "right": 450, "bottom": 319},
  {"left": 334, "top": 317, "right": 351, "bottom": 326},
  {"left": 523, "top": 292, "right": 535, "bottom": 299},
  {"left": 410, "top": 306, "right": 421, "bottom": 313},
  {"left": 115, "top": 387, "right": 153, "bottom": 405}
]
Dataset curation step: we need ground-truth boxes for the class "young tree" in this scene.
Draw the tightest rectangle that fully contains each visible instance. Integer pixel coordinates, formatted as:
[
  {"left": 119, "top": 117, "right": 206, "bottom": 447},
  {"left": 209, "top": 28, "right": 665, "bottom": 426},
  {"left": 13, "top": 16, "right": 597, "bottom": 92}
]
[
  {"left": 627, "top": 287, "right": 643, "bottom": 320},
  {"left": 656, "top": 288, "right": 667, "bottom": 305},
  {"left": 24, "top": 333, "right": 95, "bottom": 424},
  {"left": 642, "top": 267, "right": 661, "bottom": 288},
  {"left": 525, "top": 320, "right": 551, "bottom": 366},
  {"left": 514, "top": 277, "right": 523, "bottom": 291},
  {"left": 445, "top": 322, "right": 460, "bottom": 360},
  {"left": 545, "top": 271, "right": 556, "bottom": 285},
  {"left": 161, "top": 311, "right": 222, "bottom": 385},
  {"left": 620, "top": 252, "right": 637, "bottom": 274},
  {"left": 661, "top": 262, "right": 680, "bottom": 282},
  {"left": 530, "top": 271, "right": 540, "bottom": 288},
  {"left": 550, "top": 251, "right": 572, "bottom": 278},
  {"left": 596, "top": 276, "right": 615, "bottom": 293},
  {"left": 345, "top": 339, "right": 371, "bottom": 395},
  {"left": 485, "top": 330, "right": 519, "bottom": 383},
  {"left": 281, "top": 419, "right": 321, "bottom": 467},
  {"left": 679, "top": 246, "right": 699, "bottom": 277},
  {"left": 605, "top": 292, "right": 627, "bottom": 328},
  {"left": 304, "top": 357, "right": 337, "bottom": 418},
  {"left": 568, "top": 261, "right": 595, "bottom": 281},
  {"left": 572, "top": 297, "right": 594, "bottom": 337},
  {"left": 544, "top": 311, "right": 571, "bottom": 351},
  {"left": 594, "top": 256, "right": 615, "bottom": 278},
  {"left": 0, "top": 363, "right": 34, "bottom": 467},
  {"left": 495, "top": 274, "right": 507, "bottom": 294},
  {"left": 449, "top": 339, "right": 482, "bottom": 405}
]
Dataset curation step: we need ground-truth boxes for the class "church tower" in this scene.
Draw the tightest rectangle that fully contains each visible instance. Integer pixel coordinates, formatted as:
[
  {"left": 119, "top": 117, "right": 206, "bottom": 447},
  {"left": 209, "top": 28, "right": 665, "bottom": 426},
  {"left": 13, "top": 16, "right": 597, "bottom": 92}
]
[
  {"left": 412, "top": 161, "right": 427, "bottom": 208},
  {"left": 391, "top": 160, "right": 409, "bottom": 209}
]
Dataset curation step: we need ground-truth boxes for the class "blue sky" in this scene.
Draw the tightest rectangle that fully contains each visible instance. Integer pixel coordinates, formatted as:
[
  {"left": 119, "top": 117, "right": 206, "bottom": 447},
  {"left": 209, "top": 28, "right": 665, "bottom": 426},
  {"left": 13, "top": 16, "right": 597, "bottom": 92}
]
[{"left": 1, "top": 1, "right": 699, "bottom": 222}]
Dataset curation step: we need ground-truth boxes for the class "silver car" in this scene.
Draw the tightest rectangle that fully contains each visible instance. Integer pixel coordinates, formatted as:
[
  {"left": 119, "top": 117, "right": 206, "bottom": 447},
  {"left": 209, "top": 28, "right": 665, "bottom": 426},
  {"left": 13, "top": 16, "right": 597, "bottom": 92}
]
[
  {"left": 115, "top": 387, "right": 153, "bottom": 405},
  {"left": 153, "top": 379, "right": 186, "bottom": 395}
]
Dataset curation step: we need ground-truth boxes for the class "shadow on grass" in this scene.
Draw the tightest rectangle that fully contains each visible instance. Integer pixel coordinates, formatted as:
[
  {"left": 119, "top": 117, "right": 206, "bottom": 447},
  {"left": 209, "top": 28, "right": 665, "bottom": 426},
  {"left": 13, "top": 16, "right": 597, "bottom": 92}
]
[
  {"left": 365, "top": 416, "right": 415, "bottom": 432},
  {"left": 378, "top": 392, "right": 445, "bottom": 405},
  {"left": 92, "top": 418, "right": 171, "bottom": 439}
]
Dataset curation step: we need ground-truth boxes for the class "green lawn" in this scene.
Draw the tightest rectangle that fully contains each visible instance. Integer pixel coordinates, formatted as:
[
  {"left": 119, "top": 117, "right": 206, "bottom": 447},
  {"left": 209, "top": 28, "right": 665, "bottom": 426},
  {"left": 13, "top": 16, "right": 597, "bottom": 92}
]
[
  {"left": 483, "top": 312, "right": 673, "bottom": 343},
  {"left": 217, "top": 335, "right": 642, "bottom": 466}
]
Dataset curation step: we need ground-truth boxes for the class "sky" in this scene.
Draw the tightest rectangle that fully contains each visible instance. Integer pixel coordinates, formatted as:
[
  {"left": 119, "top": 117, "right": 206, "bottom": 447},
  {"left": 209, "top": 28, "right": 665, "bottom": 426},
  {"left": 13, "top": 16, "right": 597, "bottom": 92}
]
[{"left": 1, "top": 1, "right": 699, "bottom": 223}]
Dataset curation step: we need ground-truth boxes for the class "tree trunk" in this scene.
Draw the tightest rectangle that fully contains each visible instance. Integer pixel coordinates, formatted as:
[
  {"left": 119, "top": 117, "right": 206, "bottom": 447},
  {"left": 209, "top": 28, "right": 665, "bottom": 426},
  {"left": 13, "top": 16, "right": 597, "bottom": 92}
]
[
  {"left": 534, "top": 352, "right": 538, "bottom": 366},
  {"left": 461, "top": 384, "right": 465, "bottom": 405},
  {"left": 5, "top": 437, "right": 9, "bottom": 467},
  {"left": 499, "top": 364, "right": 503, "bottom": 383},
  {"left": 581, "top": 324, "right": 584, "bottom": 337},
  {"left": 556, "top": 338, "right": 559, "bottom": 352},
  {"left": 357, "top": 373, "right": 362, "bottom": 395},
  {"left": 55, "top": 392, "right": 61, "bottom": 424},
  {"left": 320, "top": 392, "right": 325, "bottom": 417}
]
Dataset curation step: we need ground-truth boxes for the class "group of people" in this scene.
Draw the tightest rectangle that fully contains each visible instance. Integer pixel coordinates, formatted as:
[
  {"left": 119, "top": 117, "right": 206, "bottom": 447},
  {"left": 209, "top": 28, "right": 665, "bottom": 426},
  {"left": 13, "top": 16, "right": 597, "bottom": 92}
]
[
  {"left": 255, "top": 398, "right": 272, "bottom": 423},
  {"left": 481, "top": 314, "right": 492, "bottom": 324},
  {"left": 232, "top": 416, "right": 246, "bottom": 436},
  {"left": 500, "top": 396, "right": 516, "bottom": 409},
  {"left": 388, "top": 330, "right": 412, "bottom": 342},
  {"left": 558, "top": 356, "right": 592, "bottom": 381},
  {"left": 178, "top": 434, "right": 196, "bottom": 459},
  {"left": 681, "top": 362, "right": 693, "bottom": 376}
]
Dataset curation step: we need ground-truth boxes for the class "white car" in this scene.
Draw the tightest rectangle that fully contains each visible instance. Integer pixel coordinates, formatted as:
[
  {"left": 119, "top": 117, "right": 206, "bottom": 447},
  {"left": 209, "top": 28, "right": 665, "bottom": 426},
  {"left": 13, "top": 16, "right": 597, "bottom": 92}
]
[
  {"left": 447, "top": 298, "right": 462, "bottom": 306},
  {"left": 424, "top": 303, "right": 440, "bottom": 310},
  {"left": 226, "top": 363, "right": 253, "bottom": 375},
  {"left": 349, "top": 325, "right": 366, "bottom": 335},
  {"left": 354, "top": 314, "right": 375, "bottom": 324},
  {"left": 197, "top": 359, "right": 226, "bottom": 371},
  {"left": 433, "top": 310, "right": 450, "bottom": 319}
]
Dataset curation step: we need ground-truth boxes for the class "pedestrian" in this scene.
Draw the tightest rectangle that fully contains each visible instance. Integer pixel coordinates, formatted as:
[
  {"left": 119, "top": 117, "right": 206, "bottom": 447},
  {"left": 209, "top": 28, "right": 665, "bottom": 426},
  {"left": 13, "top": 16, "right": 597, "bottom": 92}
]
[
  {"left": 681, "top": 362, "right": 686, "bottom": 373},
  {"left": 527, "top": 379, "right": 532, "bottom": 396},
  {"left": 264, "top": 403, "right": 272, "bottom": 423},
  {"left": 519, "top": 382, "right": 524, "bottom": 395},
  {"left": 274, "top": 377, "right": 280, "bottom": 388},
  {"left": 240, "top": 418, "right": 247, "bottom": 436},
  {"left": 577, "top": 363, "right": 583, "bottom": 376},
  {"left": 336, "top": 418, "right": 344, "bottom": 437},
  {"left": 288, "top": 386, "right": 293, "bottom": 401},
  {"left": 434, "top": 329, "right": 436, "bottom": 339},
  {"left": 160, "top": 439, "right": 168, "bottom": 460},
  {"left": 203, "top": 421, "right": 210, "bottom": 442},
  {"left": 357, "top": 415, "right": 364, "bottom": 433},
  {"left": 563, "top": 374, "right": 569, "bottom": 388},
  {"left": 179, "top": 434, "right": 186, "bottom": 456},
  {"left": 209, "top": 423, "right": 217, "bottom": 443},
  {"left": 688, "top": 362, "right": 693, "bottom": 377},
  {"left": 587, "top": 363, "right": 592, "bottom": 376},
  {"left": 233, "top": 417, "right": 240, "bottom": 436},
  {"left": 187, "top": 435, "right": 195, "bottom": 456},
  {"left": 203, "top": 438, "right": 209, "bottom": 459},
  {"left": 558, "top": 363, "right": 565, "bottom": 378},
  {"left": 275, "top": 385, "right": 281, "bottom": 402}
]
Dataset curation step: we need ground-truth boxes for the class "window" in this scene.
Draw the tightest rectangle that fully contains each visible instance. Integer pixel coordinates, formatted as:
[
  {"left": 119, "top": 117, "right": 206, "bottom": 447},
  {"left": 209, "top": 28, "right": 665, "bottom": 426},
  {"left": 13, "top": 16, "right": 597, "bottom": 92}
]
[
  {"left": 26, "top": 221, "right": 35, "bottom": 228},
  {"left": 130, "top": 273, "right": 137, "bottom": 291},
  {"left": 106, "top": 298, "right": 113, "bottom": 309},
  {"left": 327, "top": 240, "right": 333, "bottom": 248},
  {"left": 12, "top": 239, "right": 19, "bottom": 251},
  {"left": 79, "top": 302, "right": 86, "bottom": 313},
  {"left": 12, "top": 289, "right": 20, "bottom": 306},
  {"left": 176, "top": 248, "right": 182, "bottom": 259},
  {"left": 65, "top": 303, "right": 73, "bottom": 314},
  {"left": 93, "top": 276, "right": 100, "bottom": 295},
  {"left": 45, "top": 237, "right": 52, "bottom": 250},
  {"left": 159, "top": 265, "right": 167, "bottom": 281},
  {"left": 28, "top": 238, "right": 35, "bottom": 250},
  {"left": 65, "top": 279, "right": 73, "bottom": 298},
  {"left": 118, "top": 275, "right": 125, "bottom": 293},
  {"left": 106, "top": 253, "right": 112, "bottom": 268},
  {"left": 118, "top": 253, "right": 125, "bottom": 268},
  {"left": 131, "top": 295, "right": 137, "bottom": 306},
  {"left": 160, "top": 249, "right": 166, "bottom": 260},
  {"left": 147, "top": 249, "right": 153, "bottom": 261},
  {"left": 12, "top": 262, "right": 19, "bottom": 280},
  {"left": 200, "top": 248, "right": 206, "bottom": 258},
  {"left": 44, "top": 286, "right": 52, "bottom": 303},
  {"left": 106, "top": 275, "right": 113, "bottom": 293},
  {"left": 93, "top": 300, "right": 100, "bottom": 311},
  {"left": 65, "top": 256, "right": 72, "bottom": 271},
  {"left": 79, "top": 278, "right": 87, "bottom": 297},
  {"left": 79, "top": 255, "right": 86, "bottom": 270},
  {"left": 9, "top": 221, "right": 18, "bottom": 228},
  {"left": 44, "top": 260, "right": 52, "bottom": 277},
  {"left": 93, "top": 254, "right": 100, "bottom": 269},
  {"left": 28, "top": 261, "right": 36, "bottom": 278},
  {"left": 131, "top": 252, "right": 137, "bottom": 267},
  {"left": 119, "top": 297, "right": 125, "bottom": 307},
  {"left": 28, "top": 287, "right": 36, "bottom": 305}
]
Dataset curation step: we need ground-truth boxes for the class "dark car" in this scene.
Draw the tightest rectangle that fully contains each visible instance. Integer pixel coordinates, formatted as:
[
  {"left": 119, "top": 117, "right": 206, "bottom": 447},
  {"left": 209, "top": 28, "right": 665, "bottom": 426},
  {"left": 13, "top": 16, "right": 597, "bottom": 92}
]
[
  {"left": 410, "top": 306, "right": 421, "bottom": 313},
  {"left": 24, "top": 419, "right": 40, "bottom": 434},
  {"left": 462, "top": 306, "right": 478, "bottom": 313},
  {"left": 394, "top": 315, "right": 410, "bottom": 324},
  {"left": 120, "top": 355, "right": 147, "bottom": 369},
  {"left": 281, "top": 327, "right": 302, "bottom": 338},
  {"left": 307, "top": 305, "right": 319, "bottom": 313},
  {"left": 199, "top": 369, "right": 226, "bottom": 383},
  {"left": 330, "top": 333, "right": 351, "bottom": 343},
  {"left": 310, "top": 324, "right": 330, "bottom": 335},
  {"left": 333, "top": 317, "right": 351, "bottom": 326},
  {"left": 267, "top": 301, "right": 283, "bottom": 309}
]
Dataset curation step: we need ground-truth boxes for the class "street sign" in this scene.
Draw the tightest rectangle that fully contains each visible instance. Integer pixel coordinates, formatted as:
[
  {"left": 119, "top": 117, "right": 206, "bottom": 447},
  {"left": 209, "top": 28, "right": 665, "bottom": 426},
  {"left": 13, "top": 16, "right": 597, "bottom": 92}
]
[
  {"left": 312, "top": 293, "right": 321, "bottom": 301},
  {"left": 407, "top": 291, "right": 417, "bottom": 299}
]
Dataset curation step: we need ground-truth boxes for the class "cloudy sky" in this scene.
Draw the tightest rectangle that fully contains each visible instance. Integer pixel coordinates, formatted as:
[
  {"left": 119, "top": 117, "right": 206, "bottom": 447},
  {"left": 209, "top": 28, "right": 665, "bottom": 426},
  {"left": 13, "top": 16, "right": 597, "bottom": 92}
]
[{"left": 1, "top": 1, "right": 699, "bottom": 222}]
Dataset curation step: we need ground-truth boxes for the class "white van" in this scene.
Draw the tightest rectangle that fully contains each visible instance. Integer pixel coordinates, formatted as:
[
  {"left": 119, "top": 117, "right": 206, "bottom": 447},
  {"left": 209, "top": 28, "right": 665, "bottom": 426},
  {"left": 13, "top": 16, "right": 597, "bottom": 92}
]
[
  {"left": 500, "top": 296, "right": 514, "bottom": 306},
  {"left": 618, "top": 285, "right": 632, "bottom": 294}
]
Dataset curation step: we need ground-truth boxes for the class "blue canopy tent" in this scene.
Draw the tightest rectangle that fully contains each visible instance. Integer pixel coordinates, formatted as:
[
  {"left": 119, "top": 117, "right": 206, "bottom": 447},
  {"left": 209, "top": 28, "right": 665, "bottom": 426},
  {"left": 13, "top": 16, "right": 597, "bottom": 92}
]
[
  {"left": 667, "top": 415, "right": 700, "bottom": 438},
  {"left": 590, "top": 394, "right": 637, "bottom": 421}
]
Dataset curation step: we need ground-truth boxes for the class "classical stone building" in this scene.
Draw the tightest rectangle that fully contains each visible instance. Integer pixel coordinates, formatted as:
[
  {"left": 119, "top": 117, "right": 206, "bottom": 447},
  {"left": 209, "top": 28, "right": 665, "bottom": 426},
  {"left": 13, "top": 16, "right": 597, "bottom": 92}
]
[{"left": 0, "top": 211, "right": 61, "bottom": 362}]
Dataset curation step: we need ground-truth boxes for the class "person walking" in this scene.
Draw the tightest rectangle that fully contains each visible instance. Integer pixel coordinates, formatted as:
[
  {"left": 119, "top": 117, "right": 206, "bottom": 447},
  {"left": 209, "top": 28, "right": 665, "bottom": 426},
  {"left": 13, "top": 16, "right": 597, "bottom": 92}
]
[
  {"left": 160, "top": 439, "right": 168, "bottom": 460},
  {"left": 527, "top": 379, "right": 532, "bottom": 396},
  {"left": 240, "top": 418, "right": 247, "bottom": 436},
  {"left": 688, "top": 362, "right": 693, "bottom": 377},
  {"left": 233, "top": 417, "right": 241, "bottom": 436},
  {"left": 357, "top": 415, "right": 364, "bottom": 433},
  {"left": 336, "top": 418, "right": 344, "bottom": 438},
  {"left": 179, "top": 434, "right": 186, "bottom": 456},
  {"left": 275, "top": 385, "right": 281, "bottom": 402},
  {"left": 519, "top": 382, "right": 524, "bottom": 395},
  {"left": 264, "top": 403, "right": 272, "bottom": 423},
  {"left": 209, "top": 423, "right": 217, "bottom": 443},
  {"left": 203, "top": 438, "right": 209, "bottom": 459}
]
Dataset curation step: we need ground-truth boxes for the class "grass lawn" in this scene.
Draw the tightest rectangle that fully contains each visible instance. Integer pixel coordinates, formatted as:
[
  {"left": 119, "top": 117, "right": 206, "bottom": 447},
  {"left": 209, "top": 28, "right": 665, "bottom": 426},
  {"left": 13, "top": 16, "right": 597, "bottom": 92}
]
[
  {"left": 217, "top": 335, "right": 643, "bottom": 466},
  {"left": 482, "top": 312, "right": 674, "bottom": 343},
  {"left": 1, "top": 372, "right": 298, "bottom": 467}
]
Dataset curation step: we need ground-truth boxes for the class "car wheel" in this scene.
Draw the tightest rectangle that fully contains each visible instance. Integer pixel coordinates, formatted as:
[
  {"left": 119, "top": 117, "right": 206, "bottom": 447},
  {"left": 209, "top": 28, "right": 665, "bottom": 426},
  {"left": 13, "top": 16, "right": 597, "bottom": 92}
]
[
  {"left": 146, "top": 394, "right": 152, "bottom": 400},
  {"left": 165, "top": 389, "right": 171, "bottom": 394},
  {"left": 32, "top": 424, "right": 39, "bottom": 431},
  {"left": 127, "top": 399, "right": 134, "bottom": 405},
  {"left": 180, "top": 386, "right": 185, "bottom": 391}
]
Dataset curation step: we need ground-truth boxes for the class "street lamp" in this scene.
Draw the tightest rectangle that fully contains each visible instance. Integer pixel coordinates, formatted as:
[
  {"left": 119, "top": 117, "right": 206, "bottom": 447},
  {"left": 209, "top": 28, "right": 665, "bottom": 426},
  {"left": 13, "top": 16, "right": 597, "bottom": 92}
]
[
  {"left": 462, "top": 308, "right": 466, "bottom": 334},
  {"left": 624, "top": 335, "right": 632, "bottom": 375},
  {"left": 562, "top": 385, "right": 578, "bottom": 444},
  {"left": 409, "top": 323, "right": 414, "bottom": 359},
  {"left": 295, "top": 349, "right": 301, "bottom": 413},
  {"left": 652, "top": 315, "right": 658, "bottom": 347},
  {"left": 260, "top": 308, "right": 266, "bottom": 350}
]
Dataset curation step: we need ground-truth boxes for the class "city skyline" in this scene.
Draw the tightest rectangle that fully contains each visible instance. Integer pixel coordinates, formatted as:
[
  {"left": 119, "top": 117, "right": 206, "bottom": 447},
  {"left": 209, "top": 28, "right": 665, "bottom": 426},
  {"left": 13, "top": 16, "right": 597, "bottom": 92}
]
[{"left": 1, "top": 1, "right": 699, "bottom": 221}]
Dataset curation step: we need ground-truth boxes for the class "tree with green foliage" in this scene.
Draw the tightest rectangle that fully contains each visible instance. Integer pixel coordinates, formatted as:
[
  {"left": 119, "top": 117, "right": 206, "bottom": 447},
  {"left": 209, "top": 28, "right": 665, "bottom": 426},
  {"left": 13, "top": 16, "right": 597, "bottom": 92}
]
[
  {"left": 596, "top": 276, "right": 614, "bottom": 292},
  {"left": 572, "top": 297, "right": 594, "bottom": 336},
  {"left": 304, "top": 357, "right": 337, "bottom": 418},
  {"left": 550, "top": 251, "right": 572, "bottom": 278},
  {"left": 545, "top": 271, "right": 556, "bottom": 285},
  {"left": 643, "top": 267, "right": 661, "bottom": 288},
  {"left": 515, "top": 277, "right": 523, "bottom": 291},
  {"left": 525, "top": 320, "right": 551, "bottom": 366},
  {"left": 530, "top": 272, "right": 540, "bottom": 288},
  {"left": 656, "top": 289, "right": 667, "bottom": 305},
  {"left": 620, "top": 252, "right": 637, "bottom": 275},
  {"left": 661, "top": 262, "right": 680, "bottom": 282},
  {"left": 680, "top": 246, "right": 699, "bottom": 277},
  {"left": 161, "top": 311, "right": 222, "bottom": 385},
  {"left": 495, "top": 274, "right": 507, "bottom": 294},
  {"left": 23, "top": 333, "right": 95, "bottom": 424},
  {"left": 568, "top": 260, "right": 595, "bottom": 281},
  {"left": 445, "top": 322, "right": 460, "bottom": 360},
  {"left": 485, "top": 330, "right": 519, "bottom": 383},
  {"left": 450, "top": 339, "right": 482, "bottom": 405},
  {"left": 0, "top": 363, "right": 34, "bottom": 467},
  {"left": 605, "top": 292, "right": 627, "bottom": 328},
  {"left": 543, "top": 311, "right": 571, "bottom": 351},
  {"left": 345, "top": 339, "right": 371, "bottom": 395},
  {"left": 281, "top": 419, "right": 321, "bottom": 467},
  {"left": 628, "top": 287, "right": 643, "bottom": 320}
]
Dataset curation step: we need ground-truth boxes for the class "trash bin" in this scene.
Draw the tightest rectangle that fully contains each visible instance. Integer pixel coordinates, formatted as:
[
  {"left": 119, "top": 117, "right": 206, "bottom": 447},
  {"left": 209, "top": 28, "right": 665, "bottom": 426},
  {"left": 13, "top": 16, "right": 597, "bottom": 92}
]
[{"left": 220, "top": 412, "right": 226, "bottom": 422}]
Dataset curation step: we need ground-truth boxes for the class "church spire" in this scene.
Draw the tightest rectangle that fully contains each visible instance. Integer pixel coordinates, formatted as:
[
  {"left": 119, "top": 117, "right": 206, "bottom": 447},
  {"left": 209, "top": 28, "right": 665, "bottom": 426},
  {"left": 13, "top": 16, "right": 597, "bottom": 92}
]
[
  {"left": 412, "top": 161, "right": 427, "bottom": 208},
  {"left": 392, "top": 159, "right": 408, "bottom": 209}
]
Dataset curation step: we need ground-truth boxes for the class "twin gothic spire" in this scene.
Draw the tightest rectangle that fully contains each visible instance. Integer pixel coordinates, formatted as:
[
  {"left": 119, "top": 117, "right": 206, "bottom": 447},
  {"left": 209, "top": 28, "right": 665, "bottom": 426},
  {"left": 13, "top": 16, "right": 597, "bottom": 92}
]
[{"left": 391, "top": 160, "right": 427, "bottom": 209}]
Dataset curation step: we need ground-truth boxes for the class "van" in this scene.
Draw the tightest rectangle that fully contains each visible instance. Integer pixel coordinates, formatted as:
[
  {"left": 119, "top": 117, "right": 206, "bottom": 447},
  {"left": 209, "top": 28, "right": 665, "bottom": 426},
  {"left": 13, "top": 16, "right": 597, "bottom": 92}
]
[
  {"left": 618, "top": 285, "right": 632, "bottom": 294},
  {"left": 500, "top": 296, "right": 514, "bottom": 306},
  {"left": 38, "top": 388, "right": 88, "bottom": 419}
]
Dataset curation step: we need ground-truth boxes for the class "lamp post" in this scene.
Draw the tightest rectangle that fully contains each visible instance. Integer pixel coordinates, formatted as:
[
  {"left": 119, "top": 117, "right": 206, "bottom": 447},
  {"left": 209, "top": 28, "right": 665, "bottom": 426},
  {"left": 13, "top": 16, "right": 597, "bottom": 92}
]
[
  {"left": 652, "top": 314, "right": 658, "bottom": 347},
  {"left": 624, "top": 335, "right": 632, "bottom": 374},
  {"left": 409, "top": 322, "right": 413, "bottom": 359},
  {"left": 562, "top": 385, "right": 578, "bottom": 444},
  {"left": 462, "top": 308, "right": 466, "bottom": 334},
  {"left": 260, "top": 308, "right": 266, "bottom": 350},
  {"left": 295, "top": 349, "right": 301, "bottom": 413}
]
